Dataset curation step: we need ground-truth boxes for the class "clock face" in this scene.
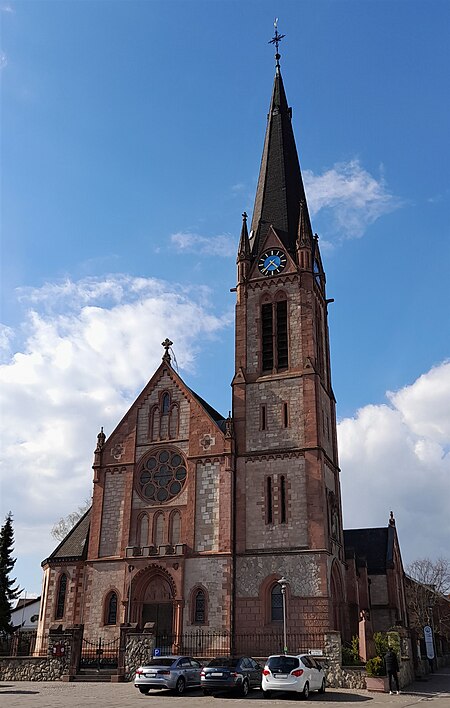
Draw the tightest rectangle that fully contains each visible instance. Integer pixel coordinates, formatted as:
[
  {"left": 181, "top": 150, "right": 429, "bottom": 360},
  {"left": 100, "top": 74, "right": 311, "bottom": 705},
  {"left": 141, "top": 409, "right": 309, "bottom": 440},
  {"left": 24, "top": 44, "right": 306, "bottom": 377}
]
[{"left": 258, "top": 249, "right": 287, "bottom": 276}]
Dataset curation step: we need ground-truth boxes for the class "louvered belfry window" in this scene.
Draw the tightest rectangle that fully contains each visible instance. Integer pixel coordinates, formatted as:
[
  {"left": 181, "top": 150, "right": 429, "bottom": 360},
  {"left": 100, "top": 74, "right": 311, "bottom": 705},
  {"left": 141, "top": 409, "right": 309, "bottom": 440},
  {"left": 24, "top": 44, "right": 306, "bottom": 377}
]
[
  {"left": 261, "top": 303, "right": 274, "bottom": 371},
  {"left": 276, "top": 301, "right": 288, "bottom": 369},
  {"left": 261, "top": 299, "right": 288, "bottom": 372}
]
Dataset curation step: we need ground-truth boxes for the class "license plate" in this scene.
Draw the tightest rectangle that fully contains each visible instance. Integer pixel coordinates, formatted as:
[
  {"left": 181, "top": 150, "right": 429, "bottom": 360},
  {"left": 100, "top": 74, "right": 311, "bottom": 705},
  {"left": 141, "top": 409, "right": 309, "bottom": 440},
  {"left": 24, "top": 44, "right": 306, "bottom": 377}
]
[
  {"left": 145, "top": 673, "right": 157, "bottom": 678},
  {"left": 276, "top": 674, "right": 288, "bottom": 678},
  {"left": 210, "top": 672, "right": 223, "bottom": 677}
]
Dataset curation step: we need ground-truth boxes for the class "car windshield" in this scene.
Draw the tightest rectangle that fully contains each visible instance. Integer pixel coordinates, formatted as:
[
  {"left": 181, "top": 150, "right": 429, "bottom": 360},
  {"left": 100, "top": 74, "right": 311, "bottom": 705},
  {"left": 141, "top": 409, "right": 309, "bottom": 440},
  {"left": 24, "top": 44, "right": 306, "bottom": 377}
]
[
  {"left": 267, "top": 656, "right": 299, "bottom": 672},
  {"left": 207, "top": 657, "right": 237, "bottom": 668},
  {"left": 146, "top": 658, "right": 175, "bottom": 667}
]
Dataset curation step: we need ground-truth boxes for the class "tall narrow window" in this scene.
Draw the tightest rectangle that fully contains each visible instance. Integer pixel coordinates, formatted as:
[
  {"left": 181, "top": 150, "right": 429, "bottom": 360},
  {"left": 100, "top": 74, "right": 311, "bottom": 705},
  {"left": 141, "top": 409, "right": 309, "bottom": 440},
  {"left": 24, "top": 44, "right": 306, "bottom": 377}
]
[
  {"left": 169, "top": 404, "right": 179, "bottom": 439},
  {"left": 266, "top": 476, "right": 273, "bottom": 524},
  {"left": 154, "top": 513, "right": 165, "bottom": 546},
  {"left": 280, "top": 475, "right": 287, "bottom": 523},
  {"left": 55, "top": 573, "right": 67, "bottom": 619},
  {"left": 276, "top": 300, "right": 288, "bottom": 369},
  {"left": 283, "top": 402, "right": 289, "bottom": 428},
  {"left": 261, "top": 303, "right": 274, "bottom": 371},
  {"left": 194, "top": 589, "right": 206, "bottom": 624},
  {"left": 138, "top": 514, "right": 149, "bottom": 547},
  {"left": 261, "top": 299, "right": 288, "bottom": 372},
  {"left": 106, "top": 592, "right": 118, "bottom": 625},
  {"left": 261, "top": 405, "right": 267, "bottom": 431},
  {"left": 271, "top": 584, "right": 283, "bottom": 622},
  {"left": 170, "top": 511, "right": 181, "bottom": 545},
  {"left": 162, "top": 393, "right": 170, "bottom": 414},
  {"left": 150, "top": 406, "right": 160, "bottom": 441}
]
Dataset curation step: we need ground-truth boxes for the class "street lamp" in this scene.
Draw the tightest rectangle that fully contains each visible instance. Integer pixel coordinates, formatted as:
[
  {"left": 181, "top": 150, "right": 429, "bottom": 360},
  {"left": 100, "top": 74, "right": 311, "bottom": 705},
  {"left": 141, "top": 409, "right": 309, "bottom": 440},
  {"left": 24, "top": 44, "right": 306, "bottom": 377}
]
[
  {"left": 277, "top": 577, "right": 289, "bottom": 654},
  {"left": 127, "top": 564, "right": 135, "bottom": 625}
]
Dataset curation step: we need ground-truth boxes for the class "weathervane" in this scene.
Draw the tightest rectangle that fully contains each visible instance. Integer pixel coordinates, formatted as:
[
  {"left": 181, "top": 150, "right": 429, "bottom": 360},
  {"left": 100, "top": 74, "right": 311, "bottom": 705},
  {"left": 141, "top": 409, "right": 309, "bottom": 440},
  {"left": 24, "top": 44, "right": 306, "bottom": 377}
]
[{"left": 269, "top": 18, "right": 285, "bottom": 67}]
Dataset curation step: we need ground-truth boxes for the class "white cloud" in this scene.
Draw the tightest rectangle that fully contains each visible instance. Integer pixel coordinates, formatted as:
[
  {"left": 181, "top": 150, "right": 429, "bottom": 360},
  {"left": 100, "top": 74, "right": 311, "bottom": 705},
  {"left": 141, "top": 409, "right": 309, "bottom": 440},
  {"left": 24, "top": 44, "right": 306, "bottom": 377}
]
[
  {"left": 304, "top": 159, "right": 401, "bottom": 238},
  {"left": 338, "top": 361, "right": 450, "bottom": 564},
  {"left": 171, "top": 232, "right": 237, "bottom": 257},
  {"left": 0, "top": 274, "right": 231, "bottom": 588}
]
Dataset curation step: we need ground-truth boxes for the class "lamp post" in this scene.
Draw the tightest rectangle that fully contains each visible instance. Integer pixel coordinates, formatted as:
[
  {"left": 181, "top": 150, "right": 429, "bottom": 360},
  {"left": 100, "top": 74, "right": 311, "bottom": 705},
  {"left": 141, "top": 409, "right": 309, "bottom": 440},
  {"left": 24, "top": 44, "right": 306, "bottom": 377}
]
[
  {"left": 278, "top": 576, "right": 289, "bottom": 654},
  {"left": 127, "top": 564, "right": 135, "bottom": 625}
]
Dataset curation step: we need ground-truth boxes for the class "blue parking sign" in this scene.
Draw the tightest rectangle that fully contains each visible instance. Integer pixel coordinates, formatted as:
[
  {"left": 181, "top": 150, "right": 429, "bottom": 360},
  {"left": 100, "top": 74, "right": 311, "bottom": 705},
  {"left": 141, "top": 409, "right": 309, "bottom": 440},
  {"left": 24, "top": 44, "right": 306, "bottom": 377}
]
[{"left": 154, "top": 648, "right": 161, "bottom": 657}]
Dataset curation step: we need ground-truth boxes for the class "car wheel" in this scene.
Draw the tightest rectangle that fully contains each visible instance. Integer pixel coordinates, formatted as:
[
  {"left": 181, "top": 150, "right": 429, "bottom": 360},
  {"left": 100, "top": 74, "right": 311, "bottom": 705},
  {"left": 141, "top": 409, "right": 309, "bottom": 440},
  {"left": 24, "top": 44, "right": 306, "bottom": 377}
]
[
  {"left": 138, "top": 687, "right": 150, "bottom": 695},
  {"left": 301, "top": 681, "right": 310, "bottom": 699},
  {"left": 240, "top": 678, "right": 250, "bottom": 697},
  {"left": 318, "top": 679, "right": 326, "bottom": 694},
  {"left": 203, "top": 689, "right": 212, "bottom": 696},
  {"left": 174, "top": 677, "right": 186, "bottom": 695},
  {"left": 262, "top": 689, "right": 271, "bottom": 699}
]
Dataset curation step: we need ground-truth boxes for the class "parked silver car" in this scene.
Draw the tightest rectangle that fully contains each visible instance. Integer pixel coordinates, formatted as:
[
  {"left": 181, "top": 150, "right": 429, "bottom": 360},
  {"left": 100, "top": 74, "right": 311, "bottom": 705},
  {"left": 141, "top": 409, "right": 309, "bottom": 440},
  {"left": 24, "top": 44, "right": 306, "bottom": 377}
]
[
  {"left": 134, "top": 655, "right": 202, "bottom": 695},
  {"left": 262, "top": 653, "right": 326, "bottom": 698}
]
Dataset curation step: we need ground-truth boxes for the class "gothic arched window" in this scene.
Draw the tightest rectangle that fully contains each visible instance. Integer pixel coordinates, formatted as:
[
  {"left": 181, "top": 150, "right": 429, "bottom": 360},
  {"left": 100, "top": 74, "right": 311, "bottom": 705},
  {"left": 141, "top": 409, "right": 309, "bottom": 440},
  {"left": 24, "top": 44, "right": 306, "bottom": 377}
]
[
  {"left": 169, "top": 404, "right": 179, "bottom": 439},
  {"left": 154, "top": 513, "right": 165, "bottom": 547},
  {"left": 150, "top": 406, "right": 160, "bottom": 442},
  {"left": 270, "top": 583, "right": 283, "bottom": 622},
  {"left": 55, "top": 573, "right": 67, "bottom": 619},
  {"left": 261, "top": 295, "right": 288, "bottom": 373},
  {"left": 170, "top": 510, "right": 181, "bottom": 545},
  {"left": 162, "top": 393, "right": 170, "bottom": 415},
  {"left": 105, "top": 592, "right": 118, "bottom": 625},
  {"left": 138, "top": 514, "right": 149, "bottom": 547}
]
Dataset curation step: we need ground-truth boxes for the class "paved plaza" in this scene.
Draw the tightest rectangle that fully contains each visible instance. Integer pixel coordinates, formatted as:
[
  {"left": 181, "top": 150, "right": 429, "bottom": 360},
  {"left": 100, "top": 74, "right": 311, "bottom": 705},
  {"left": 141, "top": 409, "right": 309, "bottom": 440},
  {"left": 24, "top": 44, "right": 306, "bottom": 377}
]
[{"left": 1, "top": 669, "right": 450, "bottom": 708}]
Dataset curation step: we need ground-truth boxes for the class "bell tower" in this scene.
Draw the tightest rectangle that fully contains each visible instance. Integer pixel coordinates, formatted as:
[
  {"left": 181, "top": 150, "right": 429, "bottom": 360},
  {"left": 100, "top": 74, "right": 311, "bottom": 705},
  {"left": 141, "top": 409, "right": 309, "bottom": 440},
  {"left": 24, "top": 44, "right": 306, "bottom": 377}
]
[{"left": 232, "top": 33, "right": 346, "bottom": 637}]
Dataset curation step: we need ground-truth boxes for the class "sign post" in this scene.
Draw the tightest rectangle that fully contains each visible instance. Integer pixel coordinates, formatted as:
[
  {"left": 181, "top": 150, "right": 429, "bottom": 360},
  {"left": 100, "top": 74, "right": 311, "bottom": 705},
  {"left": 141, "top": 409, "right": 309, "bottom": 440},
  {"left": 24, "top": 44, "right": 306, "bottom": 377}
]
[{"left": 423, "top": 625, "right": 435, "bottom": 660}]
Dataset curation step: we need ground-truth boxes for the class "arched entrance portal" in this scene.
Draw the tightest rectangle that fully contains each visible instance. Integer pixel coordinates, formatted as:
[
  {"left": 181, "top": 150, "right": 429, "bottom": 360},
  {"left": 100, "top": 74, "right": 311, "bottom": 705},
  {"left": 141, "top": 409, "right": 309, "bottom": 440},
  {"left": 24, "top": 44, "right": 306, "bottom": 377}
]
[
  {"left": 130, "top": 566, "right": 181, "bottom": 644},
  {"left": 141, "top": 574, "right": 174, "bottom": 635}
]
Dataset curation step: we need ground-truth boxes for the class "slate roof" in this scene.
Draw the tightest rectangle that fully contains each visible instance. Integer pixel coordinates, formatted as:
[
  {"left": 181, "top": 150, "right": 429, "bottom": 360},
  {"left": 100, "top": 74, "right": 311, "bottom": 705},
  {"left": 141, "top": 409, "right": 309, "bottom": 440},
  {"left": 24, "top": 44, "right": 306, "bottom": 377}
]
[
  {"left": 42, "top": 507, "right": 91, "bottom": 566},
  {"left": 188, "top": 388, "right": 227, "bottom": 433},
  {"left": 249, "top": 66, "right": 313, "bottom": 257},
  {"left": 344, "top": 527, "right": 395, "bottom": 574}
]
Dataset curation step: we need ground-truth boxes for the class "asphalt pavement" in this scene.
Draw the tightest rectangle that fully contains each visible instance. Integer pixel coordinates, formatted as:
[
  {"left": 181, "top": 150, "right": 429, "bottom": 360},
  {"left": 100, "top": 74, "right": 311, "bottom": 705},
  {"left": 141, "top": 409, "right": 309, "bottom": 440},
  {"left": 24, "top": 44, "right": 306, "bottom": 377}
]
[{"left": 0, "top": 668, "right": 449, "bottom": 708}]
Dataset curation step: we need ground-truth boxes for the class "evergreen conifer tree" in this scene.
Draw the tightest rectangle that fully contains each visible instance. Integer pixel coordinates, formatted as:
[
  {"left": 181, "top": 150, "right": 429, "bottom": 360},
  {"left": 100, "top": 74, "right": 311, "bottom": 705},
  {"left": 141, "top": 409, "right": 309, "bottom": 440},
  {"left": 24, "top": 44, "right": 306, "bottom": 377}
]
[{"left": 0, "top": 512, "right": 21, "bottom": 634}]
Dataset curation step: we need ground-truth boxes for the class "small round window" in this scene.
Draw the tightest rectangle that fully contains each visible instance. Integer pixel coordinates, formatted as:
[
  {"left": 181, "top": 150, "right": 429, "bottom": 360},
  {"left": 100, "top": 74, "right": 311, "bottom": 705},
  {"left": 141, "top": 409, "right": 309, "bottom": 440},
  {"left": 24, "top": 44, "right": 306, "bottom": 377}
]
[{"left": 137, "top": 449, "right": 187, "bottom": 503}]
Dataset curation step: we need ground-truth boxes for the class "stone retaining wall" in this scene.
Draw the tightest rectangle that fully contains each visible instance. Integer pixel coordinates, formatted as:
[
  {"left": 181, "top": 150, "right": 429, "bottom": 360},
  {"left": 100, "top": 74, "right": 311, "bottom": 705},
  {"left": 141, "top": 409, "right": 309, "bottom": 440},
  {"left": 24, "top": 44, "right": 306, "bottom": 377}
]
[{"left": 0, "top": 656, "right": 68, "bottom": 681}]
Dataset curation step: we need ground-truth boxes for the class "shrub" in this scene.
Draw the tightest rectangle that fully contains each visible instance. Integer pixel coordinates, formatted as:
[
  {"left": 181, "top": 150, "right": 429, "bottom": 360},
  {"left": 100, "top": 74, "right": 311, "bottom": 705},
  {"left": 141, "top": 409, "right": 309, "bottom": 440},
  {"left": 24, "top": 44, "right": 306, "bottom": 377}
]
[{"left": 365, "top": 655, "right": 386, "bottom": 677}]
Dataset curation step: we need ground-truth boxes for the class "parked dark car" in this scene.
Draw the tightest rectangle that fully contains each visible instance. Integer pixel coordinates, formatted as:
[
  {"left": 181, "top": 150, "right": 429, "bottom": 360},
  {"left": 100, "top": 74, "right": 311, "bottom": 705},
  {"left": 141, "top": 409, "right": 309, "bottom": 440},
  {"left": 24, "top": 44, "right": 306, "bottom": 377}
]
[{"left": 201, "top": 656, "right": 262, "bottom": 696}]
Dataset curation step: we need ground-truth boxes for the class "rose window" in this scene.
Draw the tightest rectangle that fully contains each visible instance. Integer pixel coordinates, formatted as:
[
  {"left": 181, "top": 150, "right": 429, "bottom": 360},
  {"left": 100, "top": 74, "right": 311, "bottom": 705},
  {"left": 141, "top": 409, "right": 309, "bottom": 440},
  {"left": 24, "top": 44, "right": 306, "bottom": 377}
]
[{"left": 137, "top": 449, "right": 187, "bottom": 503}]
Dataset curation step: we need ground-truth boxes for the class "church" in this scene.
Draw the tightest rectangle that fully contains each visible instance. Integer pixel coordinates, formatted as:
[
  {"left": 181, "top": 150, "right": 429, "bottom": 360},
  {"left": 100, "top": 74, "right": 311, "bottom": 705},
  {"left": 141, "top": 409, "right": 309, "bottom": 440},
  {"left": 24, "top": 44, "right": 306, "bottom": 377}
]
[{"left": 37, "top": 44, "right": 350, "bottom": 652}]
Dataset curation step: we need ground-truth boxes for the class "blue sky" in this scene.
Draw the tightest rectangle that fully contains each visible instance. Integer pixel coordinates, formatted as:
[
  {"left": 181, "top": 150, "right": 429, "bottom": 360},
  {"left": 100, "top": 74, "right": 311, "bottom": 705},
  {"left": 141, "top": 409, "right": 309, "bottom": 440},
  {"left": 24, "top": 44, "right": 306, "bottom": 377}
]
[{"left": 1, "top": 0, "right": 449, "bottom": 595}]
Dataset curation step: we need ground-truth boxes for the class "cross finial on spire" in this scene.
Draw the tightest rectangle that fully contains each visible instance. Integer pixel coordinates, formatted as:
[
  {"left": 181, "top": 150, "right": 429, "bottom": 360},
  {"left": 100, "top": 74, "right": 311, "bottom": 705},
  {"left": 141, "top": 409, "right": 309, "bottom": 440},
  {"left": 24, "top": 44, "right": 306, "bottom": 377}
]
[
  {"left": 269, "top": 18, "right": 286, "bottom": 69},
  {"left": 161, "top": 338, "right": 173, "bottom": 364}
]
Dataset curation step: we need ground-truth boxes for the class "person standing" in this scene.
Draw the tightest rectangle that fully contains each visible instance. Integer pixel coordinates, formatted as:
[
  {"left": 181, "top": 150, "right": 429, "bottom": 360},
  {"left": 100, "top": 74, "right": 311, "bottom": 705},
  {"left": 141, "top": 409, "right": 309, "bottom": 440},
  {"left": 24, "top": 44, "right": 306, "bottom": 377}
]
[{"left": 384, "top": 647, "right": 400, "bottom": 694}]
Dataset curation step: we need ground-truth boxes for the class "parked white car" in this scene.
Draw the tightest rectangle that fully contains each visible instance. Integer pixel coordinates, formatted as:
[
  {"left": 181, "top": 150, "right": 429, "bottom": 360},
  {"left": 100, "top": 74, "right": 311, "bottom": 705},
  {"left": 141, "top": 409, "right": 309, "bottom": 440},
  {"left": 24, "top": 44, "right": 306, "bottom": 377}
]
[{"left": 262, "top": 653, "right": 326, "bottom": 698}]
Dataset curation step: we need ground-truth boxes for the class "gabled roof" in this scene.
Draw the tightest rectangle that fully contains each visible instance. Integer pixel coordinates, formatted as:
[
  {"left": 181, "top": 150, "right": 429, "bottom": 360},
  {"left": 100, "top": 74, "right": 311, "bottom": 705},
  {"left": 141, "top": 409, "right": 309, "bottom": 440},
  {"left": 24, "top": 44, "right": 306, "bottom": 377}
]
[
  {"left": 249, "top": 66, "right": 313, "bottom": 257},
  {"left": 344, "top": 527, "right": 396, "bottom": 574},
  {"left": 42, "top": 507, "right": 91, "bottom": 566}
]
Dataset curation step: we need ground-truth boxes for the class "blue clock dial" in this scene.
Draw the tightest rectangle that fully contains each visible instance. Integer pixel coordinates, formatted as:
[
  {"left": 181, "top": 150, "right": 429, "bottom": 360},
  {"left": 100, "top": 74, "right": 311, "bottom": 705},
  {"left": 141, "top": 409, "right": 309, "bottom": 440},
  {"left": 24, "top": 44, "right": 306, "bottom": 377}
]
[{"left": 258, "top": 249, "right": 287, "bottom": 276}]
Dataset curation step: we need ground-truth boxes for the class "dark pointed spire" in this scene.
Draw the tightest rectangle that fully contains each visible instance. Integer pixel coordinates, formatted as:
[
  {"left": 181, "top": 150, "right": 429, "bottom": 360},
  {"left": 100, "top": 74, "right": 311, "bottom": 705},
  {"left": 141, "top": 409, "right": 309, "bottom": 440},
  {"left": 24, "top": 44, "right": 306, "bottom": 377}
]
[
  {"left": 249, "top": 50, "right": 313, "bottom": 258},
  {"left": 237, "top": 212, "right": 250, "bottom": 263}
]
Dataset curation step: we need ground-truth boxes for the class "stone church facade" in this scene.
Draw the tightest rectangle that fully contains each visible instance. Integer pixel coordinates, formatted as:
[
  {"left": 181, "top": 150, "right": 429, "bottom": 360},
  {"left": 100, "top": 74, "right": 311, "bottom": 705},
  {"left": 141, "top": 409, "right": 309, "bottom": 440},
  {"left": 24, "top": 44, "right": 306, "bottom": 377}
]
[{"left": 37, "top": 57, "right": 348, "bottom": 648}]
